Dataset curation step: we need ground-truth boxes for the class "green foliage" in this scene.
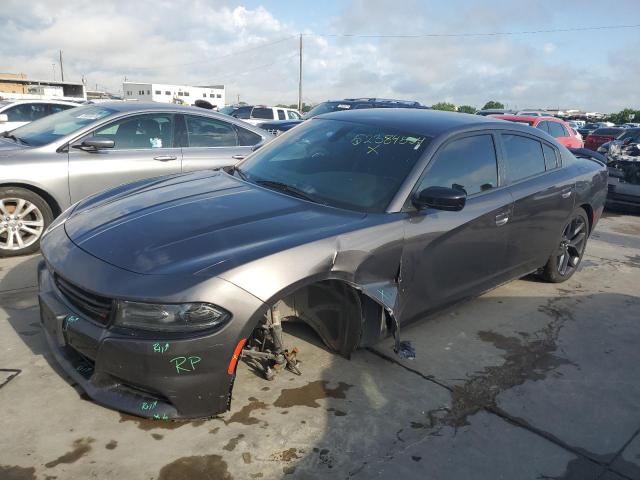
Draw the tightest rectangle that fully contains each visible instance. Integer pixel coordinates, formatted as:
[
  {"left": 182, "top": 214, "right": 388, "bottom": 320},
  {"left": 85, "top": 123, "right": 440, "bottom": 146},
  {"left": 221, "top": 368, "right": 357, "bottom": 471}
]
[
  {"left": 457, "top": 105, "right": 477, "bottom": 114},
  {"left": 482, "top": 101, "right": 505, "bottom": 110},
  {"left": 605, "top": 108, "right": 640, "bottom": 125},
  {"left": 431, "top": 102, "right": 457, "bottom": 112}
]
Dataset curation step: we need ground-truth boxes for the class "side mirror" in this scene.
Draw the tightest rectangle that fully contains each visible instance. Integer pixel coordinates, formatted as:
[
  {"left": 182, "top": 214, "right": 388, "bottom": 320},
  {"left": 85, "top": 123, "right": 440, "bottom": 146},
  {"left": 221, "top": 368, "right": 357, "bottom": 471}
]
[
  {"left": 73, "top": 136, "right": 115, "bottom": 151},
  {"left": 412, "top": 186, "right": 466, "bottom": 211},
  {"left": 252, "top": 141, "right": 266, "bottom": 151},
  {"left": 0, "top": 114, "right": 8, "bottom": 123}
]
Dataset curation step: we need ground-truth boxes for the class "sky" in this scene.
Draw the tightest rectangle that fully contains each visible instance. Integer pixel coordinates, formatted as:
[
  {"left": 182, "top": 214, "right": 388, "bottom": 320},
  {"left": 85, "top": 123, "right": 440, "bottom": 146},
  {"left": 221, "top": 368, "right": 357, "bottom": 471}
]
[{"left": 1, "top": 0, "right": 638, "bottom": 112}]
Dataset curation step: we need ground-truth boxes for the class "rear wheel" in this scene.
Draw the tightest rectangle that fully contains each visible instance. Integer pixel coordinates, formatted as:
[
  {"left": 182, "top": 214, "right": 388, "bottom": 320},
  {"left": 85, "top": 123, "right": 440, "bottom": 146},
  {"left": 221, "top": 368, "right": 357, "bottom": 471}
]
[
  {"left": 540, "top": 208, "right": 589, "bottom": 283},
  {"left": 0, "top": 187, "right": 53, "bottom": 257}
]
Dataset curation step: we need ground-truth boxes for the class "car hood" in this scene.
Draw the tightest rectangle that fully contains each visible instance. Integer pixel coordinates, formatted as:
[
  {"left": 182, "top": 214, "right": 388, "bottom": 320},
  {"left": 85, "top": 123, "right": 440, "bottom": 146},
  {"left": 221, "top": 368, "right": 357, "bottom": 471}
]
[{"left": 64, "top": 170, "right": 366, "bottom": 276}]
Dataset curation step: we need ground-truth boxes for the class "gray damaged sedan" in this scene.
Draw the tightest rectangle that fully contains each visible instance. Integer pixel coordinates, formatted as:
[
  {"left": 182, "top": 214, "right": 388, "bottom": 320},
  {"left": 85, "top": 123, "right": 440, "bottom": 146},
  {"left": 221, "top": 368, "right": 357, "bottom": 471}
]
[
  {"left": 0, "top": 102, "right": 270, "bottom": 256},
  {"left": 38, "top": 109, "right": 607, "bottom": 419}
]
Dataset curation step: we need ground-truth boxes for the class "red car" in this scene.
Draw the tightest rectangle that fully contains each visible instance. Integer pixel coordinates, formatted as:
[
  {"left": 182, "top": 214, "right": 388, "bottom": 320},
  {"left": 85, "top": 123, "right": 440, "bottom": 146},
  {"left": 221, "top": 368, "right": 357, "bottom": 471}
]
[
  {"left": 584, "top": 127, "right": 624, "bottom": 151},
  {"left": 491, "top": 115, "right": 583, "bottom": 148}
]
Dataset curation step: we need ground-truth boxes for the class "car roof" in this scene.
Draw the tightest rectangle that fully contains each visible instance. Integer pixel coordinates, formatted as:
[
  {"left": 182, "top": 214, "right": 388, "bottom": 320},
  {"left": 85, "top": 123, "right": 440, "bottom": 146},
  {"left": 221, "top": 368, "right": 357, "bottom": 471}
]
[
  {"left": 492, "top": 114, "right": 563, "bottom": 123},
  {"left": 84, "top": 101, "right": 225, "bottom": 114},
  {"left": 315, "top": 108, "right": 509, "bottom": 137}
]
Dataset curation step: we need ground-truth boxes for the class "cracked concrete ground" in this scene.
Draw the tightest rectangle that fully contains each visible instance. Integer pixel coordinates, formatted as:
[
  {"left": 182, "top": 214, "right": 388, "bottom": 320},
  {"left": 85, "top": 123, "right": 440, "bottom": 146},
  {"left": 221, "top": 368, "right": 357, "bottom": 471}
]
[{"left": 0, "top": 209, "right": 639, "bottom": 480}]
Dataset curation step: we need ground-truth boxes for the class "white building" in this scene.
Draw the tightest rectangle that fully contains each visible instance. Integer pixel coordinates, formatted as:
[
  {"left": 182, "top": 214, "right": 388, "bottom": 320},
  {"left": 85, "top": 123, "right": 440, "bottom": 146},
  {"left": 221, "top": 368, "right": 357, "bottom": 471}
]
[{"left": 122, "top": 82, "right": 225, "bottom": 108}]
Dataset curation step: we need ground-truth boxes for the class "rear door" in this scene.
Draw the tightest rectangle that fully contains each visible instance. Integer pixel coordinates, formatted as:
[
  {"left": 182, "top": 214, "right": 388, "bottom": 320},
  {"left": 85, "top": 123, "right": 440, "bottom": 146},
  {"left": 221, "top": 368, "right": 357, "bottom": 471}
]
[
  {"left": 402, "top": 133, "right": 513, "bottom": 321},
  {"left": 547, "top": 121, "right": 575, "bottom": 148},
  {"left": 68, "top": 113, "right": 182, "bottom": 202},
  {"left": 500, "top": 132, "right": 574, "bottom": 275},
  {"left": 180, "top": 114, "right": 264, "bottom": 172}
]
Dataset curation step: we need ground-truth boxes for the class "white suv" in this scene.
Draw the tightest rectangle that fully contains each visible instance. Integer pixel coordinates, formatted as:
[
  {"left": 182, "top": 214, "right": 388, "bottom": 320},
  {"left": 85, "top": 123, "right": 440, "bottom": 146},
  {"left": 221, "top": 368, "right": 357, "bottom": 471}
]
[
  {"left": 225, "top": 105, "right": 302, "bottom": 125},
  {"left": 0, "top": 99, "right": 78, "bottom": 133}
]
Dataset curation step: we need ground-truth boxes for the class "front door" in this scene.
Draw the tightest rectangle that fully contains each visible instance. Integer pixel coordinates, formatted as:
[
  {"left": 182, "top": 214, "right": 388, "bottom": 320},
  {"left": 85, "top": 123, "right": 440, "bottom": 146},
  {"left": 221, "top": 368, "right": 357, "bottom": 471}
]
[
  {"left": 401, "top": 133, "right": 513, "bottom": 323},
  {"left": 68, "top": 113, "right": 182, "bottom": 203}
]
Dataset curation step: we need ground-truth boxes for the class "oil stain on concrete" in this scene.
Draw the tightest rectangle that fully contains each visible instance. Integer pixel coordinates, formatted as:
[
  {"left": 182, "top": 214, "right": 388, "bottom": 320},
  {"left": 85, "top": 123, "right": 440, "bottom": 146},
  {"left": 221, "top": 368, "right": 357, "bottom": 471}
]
[
  {"left": 157, "top": 455, "right": 232, "bottom": 480},
  {"left": 222, "top": 433, "right": 245, "bottom": 451},
  {"left": 273, "top": 380, "right": 352, "bottom": 408},
  {"left": 224, "top": 399, "right": 268, "bottom": 425},
  {"left": 105, "top": 440, "right": 117, "bottom": 450},
  {"left": 0, "top": 465, "right": 36, "bottom": 480},
  {"left": 44, "top": 437, "right": 94, "bottom": 468},
  {"left": 414, "top": 296, "right": 575, "bottom": 429},
  {"left": 119, "top": 413, "right": 204, "bottom": 431}
]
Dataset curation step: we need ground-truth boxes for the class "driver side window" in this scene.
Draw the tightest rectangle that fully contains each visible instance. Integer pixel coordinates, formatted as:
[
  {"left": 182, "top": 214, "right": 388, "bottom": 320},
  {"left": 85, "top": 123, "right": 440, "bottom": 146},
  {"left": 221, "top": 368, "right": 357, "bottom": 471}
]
[
  {"left": 417, "top": 135, "right": 498, "bottom": 196},
  {"left": 92, "top": 114, "right": 174, "bottom": 150}
]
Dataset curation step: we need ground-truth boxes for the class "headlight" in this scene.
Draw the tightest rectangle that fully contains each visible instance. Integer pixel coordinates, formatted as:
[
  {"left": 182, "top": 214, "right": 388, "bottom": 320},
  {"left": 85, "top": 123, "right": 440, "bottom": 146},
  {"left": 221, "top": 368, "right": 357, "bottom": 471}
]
[{"left": 114, "top": 301, "right": 231, "bottom": 332}]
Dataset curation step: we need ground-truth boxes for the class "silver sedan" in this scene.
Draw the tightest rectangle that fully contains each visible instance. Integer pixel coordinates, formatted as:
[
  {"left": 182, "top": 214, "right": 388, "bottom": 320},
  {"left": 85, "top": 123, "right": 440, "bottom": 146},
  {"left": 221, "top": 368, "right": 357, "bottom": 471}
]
[{"left": 0, "top": 102, "right": 272, "bottom": 256}]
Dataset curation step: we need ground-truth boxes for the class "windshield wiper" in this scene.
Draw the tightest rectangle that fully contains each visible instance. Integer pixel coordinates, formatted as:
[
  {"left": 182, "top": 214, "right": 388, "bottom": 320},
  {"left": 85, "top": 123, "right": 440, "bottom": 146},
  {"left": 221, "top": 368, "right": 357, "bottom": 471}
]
[
  {"left": 1, "top": 133, "right": 28, "bottom": 145},
  {"left": 255, "top": 179, "right": 324, "bottom": 204},
  {"left": 231, "top": 165, "right": 248, "bottom": 181}
]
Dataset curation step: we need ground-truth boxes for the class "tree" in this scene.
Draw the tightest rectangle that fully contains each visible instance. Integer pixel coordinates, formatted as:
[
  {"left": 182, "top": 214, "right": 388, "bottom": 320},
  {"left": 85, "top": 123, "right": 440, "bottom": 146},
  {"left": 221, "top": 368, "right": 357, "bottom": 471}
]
[
  {"left": 605, "top": 108, "right": 640, "bottom": 125},
  {"left": 482, "top": 101, "right": 504, "bottom": 110},
  {"left": 457, "top": 105, "right": 477, "bottom": 114},
  {"left": 431, "top": 102, "right": 457, "bottom": 112}
]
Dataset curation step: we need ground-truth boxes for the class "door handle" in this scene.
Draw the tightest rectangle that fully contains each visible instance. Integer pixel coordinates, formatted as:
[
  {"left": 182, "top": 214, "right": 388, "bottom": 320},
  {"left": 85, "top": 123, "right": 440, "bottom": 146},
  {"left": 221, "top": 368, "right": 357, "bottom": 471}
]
[
  {"left": 231, "top": 155, "right": 246, "bottom": 160},
  {"left": 561, "top": 188, "right": 572, "bottom": 199},
  {"left": 495, "top": 213, "right": 509, "bottom": 227},
  {"left": 153, "top": 155, "right": 177, "bottom": 162}
]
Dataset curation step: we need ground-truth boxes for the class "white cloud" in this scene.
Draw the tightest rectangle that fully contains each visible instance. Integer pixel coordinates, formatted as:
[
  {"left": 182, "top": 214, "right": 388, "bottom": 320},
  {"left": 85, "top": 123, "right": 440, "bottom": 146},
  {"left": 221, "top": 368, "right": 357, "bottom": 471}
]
[{"left": 0, "top": 0, "right": 637, "bottom": 112}]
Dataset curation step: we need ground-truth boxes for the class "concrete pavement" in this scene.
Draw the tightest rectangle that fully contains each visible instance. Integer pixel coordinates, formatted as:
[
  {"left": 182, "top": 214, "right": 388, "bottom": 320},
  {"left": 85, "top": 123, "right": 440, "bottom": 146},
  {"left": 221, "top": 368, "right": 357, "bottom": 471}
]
[{"left": 0, "top": 211, "right": 639, "bottom": 480}]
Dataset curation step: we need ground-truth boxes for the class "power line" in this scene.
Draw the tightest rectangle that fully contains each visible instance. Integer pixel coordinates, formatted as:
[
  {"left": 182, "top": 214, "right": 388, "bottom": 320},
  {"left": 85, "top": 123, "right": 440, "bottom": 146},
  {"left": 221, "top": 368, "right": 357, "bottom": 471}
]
[
  {"left": 304, "top": 23, "right": 640, "bottom": 38},
  {"left": 194, "top": 52, "right": 298, "bottom": 85}
]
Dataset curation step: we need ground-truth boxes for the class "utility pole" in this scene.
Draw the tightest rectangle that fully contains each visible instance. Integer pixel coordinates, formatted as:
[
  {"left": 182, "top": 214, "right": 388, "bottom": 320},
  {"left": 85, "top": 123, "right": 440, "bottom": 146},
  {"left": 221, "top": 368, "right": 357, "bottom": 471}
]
[
  {"left": 59, "top": 50, "right": 65, "bottom": 81},
  {"left": 298, "top": 34, "right": 303, "bottom": 112}
]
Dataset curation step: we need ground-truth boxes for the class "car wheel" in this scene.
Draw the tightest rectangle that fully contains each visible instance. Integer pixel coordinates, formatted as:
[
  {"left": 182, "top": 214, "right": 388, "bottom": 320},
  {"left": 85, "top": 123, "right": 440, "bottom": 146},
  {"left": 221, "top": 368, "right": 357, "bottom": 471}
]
[
  {"left": 0, "top": 187, "right": 53, "bottom": 257},
  {"left": 540, "top": 208, "right": 589, "bottom": 283}
]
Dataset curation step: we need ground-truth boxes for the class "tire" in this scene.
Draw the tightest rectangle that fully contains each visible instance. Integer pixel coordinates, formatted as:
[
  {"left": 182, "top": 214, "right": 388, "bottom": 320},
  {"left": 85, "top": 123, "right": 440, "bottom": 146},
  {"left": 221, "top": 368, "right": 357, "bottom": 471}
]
[
  {"left": 540, "top": 208, "right": 589, "bottom": 283},
  {"left": 0, "top": 187, "right": 54, "bottom": 257}
]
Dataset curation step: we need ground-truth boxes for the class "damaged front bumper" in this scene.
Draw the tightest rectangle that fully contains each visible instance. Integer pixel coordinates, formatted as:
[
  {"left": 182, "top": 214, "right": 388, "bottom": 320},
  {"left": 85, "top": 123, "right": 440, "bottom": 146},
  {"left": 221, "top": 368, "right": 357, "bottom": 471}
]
[{"left": 37, "top": 228, "right": 265, "bottom": 420}]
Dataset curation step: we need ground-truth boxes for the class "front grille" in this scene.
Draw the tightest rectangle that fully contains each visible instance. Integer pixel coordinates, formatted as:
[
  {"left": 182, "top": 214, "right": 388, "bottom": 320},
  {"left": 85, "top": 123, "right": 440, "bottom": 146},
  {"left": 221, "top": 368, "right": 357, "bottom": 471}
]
[{"left": 54, "top": 275, "right": 114, "bottom": 325}]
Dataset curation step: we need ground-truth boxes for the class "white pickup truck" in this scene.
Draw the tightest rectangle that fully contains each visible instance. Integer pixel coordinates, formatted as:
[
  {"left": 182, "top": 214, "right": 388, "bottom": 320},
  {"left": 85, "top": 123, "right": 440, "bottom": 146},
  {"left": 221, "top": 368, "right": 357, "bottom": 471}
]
[{"left": 222, "top": 105, "right": 303, "bottom": 126}]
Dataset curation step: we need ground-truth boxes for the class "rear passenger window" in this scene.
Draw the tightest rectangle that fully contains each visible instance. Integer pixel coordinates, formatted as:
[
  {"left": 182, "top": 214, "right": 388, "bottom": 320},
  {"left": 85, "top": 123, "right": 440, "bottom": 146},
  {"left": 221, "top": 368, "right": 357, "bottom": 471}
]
[
  {"left": 251, "top": 108, "right": 273, "bottom": 120},
  {"left": 502, "top": 134, "right": 546, "bottom": 182},
  {"left": 548, "top": 122, "right": 567, "bottom": 138},
  {"left": 185, "top": 115, "right": 237, "bottom": 147},
  {"left": 235, "top": 125, "right": 262, "bottom": 146},
  {"left": 277, "top": 110, "right": 286, "bottom": 120},
  {"left": 419, "top": 135, "right": 498, "bottom": 196},
  {"left": 536, "top": 121, "right": 550, "bottom": 133},
  {"left": 542, "top": 144, "right": 559, "bottom": 170}
]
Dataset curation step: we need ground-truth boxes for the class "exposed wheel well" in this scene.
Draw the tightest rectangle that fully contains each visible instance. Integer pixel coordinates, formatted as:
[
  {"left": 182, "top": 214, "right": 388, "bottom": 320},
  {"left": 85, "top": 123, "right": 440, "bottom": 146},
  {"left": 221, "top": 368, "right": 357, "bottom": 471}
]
[
  {"left": 0, "top": 183, "right": 62, "bottom": 217},
  {"left": 579, "top": 203, "right": 594, "bottom": 233},
  {"left": 267, "top": 279, "right": 385, "bottom": 356}
]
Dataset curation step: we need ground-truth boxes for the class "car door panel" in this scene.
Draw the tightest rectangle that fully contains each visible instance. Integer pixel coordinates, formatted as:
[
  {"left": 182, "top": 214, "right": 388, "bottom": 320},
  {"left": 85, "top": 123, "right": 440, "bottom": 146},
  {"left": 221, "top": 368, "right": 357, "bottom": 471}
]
[
  {"left": 401, "top": 188, "right": 513, "bottom": 323},
  {"left": 399, "top": 133, "right": 513, "bottom": 323},
  {"left": 68, "top": 113, "right": 182, "bottom": 202}
]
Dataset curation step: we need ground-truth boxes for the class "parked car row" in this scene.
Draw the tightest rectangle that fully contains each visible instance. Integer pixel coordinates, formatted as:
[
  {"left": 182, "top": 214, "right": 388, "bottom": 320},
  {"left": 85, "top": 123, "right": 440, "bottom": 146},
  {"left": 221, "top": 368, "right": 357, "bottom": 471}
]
[{"left": 255, "top": 98, "right": 428, "bottom": 135}]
